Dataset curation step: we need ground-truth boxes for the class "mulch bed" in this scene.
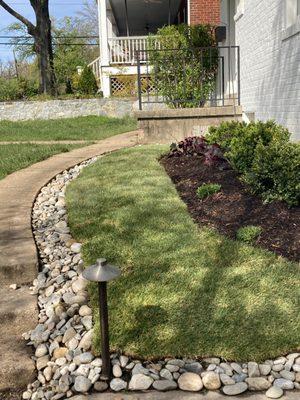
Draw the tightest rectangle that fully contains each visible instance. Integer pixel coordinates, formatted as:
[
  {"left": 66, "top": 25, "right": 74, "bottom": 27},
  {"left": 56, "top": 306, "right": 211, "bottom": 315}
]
[{"left": 161, "top": 155, "right": 300, "bottom": 262}]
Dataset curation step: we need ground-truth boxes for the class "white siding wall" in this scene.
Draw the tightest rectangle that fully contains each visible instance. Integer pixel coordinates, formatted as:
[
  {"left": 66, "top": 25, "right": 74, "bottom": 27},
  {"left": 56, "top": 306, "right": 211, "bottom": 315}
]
[{"left": 235, "top": 0, "right": 300, "bottom": 140}]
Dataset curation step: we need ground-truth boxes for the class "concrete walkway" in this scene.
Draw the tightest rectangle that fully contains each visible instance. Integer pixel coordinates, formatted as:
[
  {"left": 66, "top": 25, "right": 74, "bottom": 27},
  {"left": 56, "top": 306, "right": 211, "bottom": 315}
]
[
  {"left": 0, "top": 131, "right": 138, "bottom": 394},
  {"left": 76, "top": 390, "right": 300, "bottom": 400}
]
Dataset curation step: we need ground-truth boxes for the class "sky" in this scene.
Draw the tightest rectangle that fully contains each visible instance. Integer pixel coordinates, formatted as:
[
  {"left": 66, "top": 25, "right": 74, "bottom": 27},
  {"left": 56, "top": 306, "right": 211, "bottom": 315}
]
[{"left": 0, "top": 0, "right": 88, "bottom": 62}]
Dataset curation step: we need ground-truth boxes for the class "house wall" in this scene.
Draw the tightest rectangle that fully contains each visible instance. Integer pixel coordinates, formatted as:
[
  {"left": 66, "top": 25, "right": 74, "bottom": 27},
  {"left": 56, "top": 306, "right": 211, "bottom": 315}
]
[
  {"left": 234, "top": 0, "right": 300, "bottom": 141},
  {"left": 190, "top": 0, "right": 220, "bottom": 25}
]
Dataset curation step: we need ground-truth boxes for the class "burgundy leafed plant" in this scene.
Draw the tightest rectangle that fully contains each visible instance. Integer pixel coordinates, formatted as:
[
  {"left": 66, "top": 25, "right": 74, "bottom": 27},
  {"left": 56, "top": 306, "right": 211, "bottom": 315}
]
[{"left": 169, "top": 136, "right": 228, "bottom": 169}]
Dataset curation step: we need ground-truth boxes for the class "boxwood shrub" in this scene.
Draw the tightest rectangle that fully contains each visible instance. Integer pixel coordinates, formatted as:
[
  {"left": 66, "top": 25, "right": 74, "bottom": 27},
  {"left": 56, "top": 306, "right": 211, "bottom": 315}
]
[{"left": 207, "top": 120, "right": 299, "bottom": 206}]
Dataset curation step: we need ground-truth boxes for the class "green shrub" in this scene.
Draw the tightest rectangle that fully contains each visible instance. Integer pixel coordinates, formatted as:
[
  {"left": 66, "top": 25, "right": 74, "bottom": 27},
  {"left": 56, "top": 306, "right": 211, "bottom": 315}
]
[
  {"left": 0, "top": 78, "right": 19, "bottom": 101},
  {"left": 207, "top": 120, "right": 290, "bottom": 173},
  {"left": 0, "top": 77, "right": 39, "bottom": 101},
  {"left": 243, "top": 142, "right": 300, "bottom": 206},
  {"left": 148, "top": 24, "right": 218, "bottom": 108},
  {"left": 196, "top": 183, "right": 221, "bottom": 199},
  {"left": 77, "top": 66, "right": 98, "bottom": 95},
  {"left": 206, "top": 120, "right": 299, "bottom": 206},
  {"left": 236, "top": 225, "right": 262, "bottom": 244}
]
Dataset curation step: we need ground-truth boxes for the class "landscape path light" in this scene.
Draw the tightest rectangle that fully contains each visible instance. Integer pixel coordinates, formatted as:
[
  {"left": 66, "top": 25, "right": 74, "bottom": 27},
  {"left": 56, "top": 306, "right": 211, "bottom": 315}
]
[{"left": 82, "top": 258, "right": 121, "bottom": 380}]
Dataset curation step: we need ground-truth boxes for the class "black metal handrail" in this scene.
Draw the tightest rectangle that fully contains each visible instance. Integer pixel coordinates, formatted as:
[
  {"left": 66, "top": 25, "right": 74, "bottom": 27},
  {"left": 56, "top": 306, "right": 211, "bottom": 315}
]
[{"left": 136, "top": 46, "right": 240, "bottom": 110}]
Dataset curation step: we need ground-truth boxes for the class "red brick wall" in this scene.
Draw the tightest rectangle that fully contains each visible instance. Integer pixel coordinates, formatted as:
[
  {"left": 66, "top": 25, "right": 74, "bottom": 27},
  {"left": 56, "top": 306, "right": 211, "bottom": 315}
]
[{"left": 189, "top": 0, "right": 220, "bottom": 26}]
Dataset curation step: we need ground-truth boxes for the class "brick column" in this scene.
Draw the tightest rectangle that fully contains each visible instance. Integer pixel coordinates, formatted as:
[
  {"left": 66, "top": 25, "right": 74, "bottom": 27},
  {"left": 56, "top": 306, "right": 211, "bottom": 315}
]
[{"left": 189, "top": 0, "right": 220, "bottom": 25}]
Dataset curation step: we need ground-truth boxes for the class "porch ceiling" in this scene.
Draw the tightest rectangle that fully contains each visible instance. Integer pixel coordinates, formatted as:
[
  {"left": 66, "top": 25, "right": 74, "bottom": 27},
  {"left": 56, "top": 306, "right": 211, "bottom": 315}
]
[{"left": 109, "top": 0, "right": 182, "bottom": 36}]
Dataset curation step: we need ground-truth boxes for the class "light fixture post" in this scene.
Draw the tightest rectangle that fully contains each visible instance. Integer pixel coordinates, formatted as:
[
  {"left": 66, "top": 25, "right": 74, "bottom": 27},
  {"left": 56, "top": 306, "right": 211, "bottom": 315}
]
[{"left": 82, "top": 258, "right": 121, "bottom": 381}]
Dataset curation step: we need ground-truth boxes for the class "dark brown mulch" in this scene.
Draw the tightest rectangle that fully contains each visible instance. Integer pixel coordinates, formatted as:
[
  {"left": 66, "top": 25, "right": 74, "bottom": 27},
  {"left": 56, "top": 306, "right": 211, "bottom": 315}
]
[{"left": 161, "top": 155, "right": 300, "bottom": 262}]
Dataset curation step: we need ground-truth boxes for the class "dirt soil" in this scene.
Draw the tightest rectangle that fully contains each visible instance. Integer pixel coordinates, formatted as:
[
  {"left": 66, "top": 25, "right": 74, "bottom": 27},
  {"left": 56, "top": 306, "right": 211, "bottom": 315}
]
[{"left": 161, "top": 155, "right": 300, "bottom": 262}]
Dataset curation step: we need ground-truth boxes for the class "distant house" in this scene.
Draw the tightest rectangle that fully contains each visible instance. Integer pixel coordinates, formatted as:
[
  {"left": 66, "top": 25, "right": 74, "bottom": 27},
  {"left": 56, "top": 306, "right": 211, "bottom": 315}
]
[{"left": 92, "top": 0, "right": 300, "bottom": 140}]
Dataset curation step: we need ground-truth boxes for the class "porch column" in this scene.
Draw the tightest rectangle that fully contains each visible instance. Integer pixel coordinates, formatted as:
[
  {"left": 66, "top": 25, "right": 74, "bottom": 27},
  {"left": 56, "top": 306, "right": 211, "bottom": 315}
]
[{"left": 98, "top": 0, "right": 111, "bottom": 97}]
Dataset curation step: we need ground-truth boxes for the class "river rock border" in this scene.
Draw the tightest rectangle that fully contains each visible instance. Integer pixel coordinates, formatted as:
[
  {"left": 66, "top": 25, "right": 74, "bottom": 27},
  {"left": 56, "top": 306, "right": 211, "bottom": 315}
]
[{"left": 22, "top": 158, "right": 300, "bottom": 399}]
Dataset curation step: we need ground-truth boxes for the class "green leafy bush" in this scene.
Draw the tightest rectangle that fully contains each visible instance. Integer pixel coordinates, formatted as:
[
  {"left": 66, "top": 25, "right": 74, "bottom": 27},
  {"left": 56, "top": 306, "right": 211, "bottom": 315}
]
[
  {"left": 244, "top": 142, "right": 300, "bottom": 206},
  {"left": 207, "top": 120, "right": 290, "bottom": 173},
  {"left": 236, "top": 226, "right": 262, "bottom": 244},
  {"left": 148, "top": 24, "right": 218, "bottom": 108},
  {"left": 0, "top": 77, "right": 39, "bottom": 101},
  {"left": 77, "top": 66, "right": 98, "bottom": 95},
  {"left": 206, "top": 120, "right": 299, "bottom": 206},
  {"left": 196, "top": 183, "right": 221, "bottom": 199}
]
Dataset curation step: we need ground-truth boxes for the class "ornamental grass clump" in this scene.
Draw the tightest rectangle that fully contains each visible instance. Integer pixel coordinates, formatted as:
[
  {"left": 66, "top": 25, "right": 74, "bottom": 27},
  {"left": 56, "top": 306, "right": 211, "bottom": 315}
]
[
  {"left": 196, "top": 183, "right": 221, "bottom": 199},
  {"left": 236, "top": 226, "right": 262, "bottom": 244}
]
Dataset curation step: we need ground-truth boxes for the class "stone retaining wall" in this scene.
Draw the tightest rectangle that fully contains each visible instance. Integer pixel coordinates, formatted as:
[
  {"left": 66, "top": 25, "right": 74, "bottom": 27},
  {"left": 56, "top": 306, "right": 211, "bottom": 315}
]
[{"left": 0, "top": 98, "right": 139, "bottom": 121}]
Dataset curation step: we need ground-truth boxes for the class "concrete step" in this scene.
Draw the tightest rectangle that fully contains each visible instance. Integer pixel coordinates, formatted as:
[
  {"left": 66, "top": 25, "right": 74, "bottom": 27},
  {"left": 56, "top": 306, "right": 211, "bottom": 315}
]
[{"left": 0, "top": 285, "right": 37, "bottom": 392}]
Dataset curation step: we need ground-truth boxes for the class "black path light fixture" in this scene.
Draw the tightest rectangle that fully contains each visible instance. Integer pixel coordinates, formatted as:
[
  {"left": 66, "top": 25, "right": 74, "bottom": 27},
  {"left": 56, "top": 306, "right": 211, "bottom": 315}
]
[{"left": 82, "top": 258, "right": 121, "bottom": 380}]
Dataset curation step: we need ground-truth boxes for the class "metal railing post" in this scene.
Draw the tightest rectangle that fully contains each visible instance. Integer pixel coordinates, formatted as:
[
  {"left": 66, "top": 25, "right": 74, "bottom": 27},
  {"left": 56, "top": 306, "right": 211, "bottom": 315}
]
[{"left": 136, "top": 51, "right": 142, "bottom": 110}]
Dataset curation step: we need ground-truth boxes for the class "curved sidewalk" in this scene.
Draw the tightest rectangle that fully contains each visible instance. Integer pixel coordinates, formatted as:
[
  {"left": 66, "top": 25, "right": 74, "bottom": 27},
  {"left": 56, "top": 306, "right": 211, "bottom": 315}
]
[{"left": 0, "top": 131, "right": 138, "bottom": 393}]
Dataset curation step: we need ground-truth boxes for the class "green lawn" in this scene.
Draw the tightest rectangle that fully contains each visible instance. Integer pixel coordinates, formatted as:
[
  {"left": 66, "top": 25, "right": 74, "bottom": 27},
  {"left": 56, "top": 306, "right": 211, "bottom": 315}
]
[
  {"left": 66, "top": 146, "right": 300, "bottom": 362},
  {"left": 0, "top": 115, "right": 137, "bottom": 142},
  {"left": 0, "top": 143, "right": 86, "bottom": 180}
]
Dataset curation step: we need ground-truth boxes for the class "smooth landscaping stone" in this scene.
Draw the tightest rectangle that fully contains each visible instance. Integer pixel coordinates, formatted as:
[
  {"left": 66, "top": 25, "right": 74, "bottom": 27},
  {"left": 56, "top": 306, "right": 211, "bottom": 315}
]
[
  {"left": 74, "top": 352, "right": 93, "bottom": 365},
  {"left": 168, "top": 359, "right": 185, "bottom": 368},
  {"left": 266, "top": 386, "right": 284, "bottom": 399},
  {"left": 93, "top": 381, "right": 108, "bottom": 392},
  {"left": 245, "top": 377, "right": 271, "bottom": 391},
  {"left": 110, "top": 378, "right": 127, "bottom": 391},
  {"left": 36, "top": 355, "right": 49, "bottom": 370},
  {"left": 119, "top": 355, "right": 129, "bottom": 367},
  {"left": 74, "top": 376, "right": 92, "bottom": 393},
  {"left": 70, "top": 243, "right": 82, "bottom": 253},
  {"left": 273, "top": 378, "right": 294, "bottom": 390},
  {"left": 222, "top": 382, "right": 248, "bottom": 395},
  {"left": 35, "top": 344, "right": 48, "bottom": 358},
  {"left": 153, "top": 380, "right": 177, "bottom": 391},
  {"left": 231, "top": 363, "right": 243, "bottom": 374},
  {"left": 129, "top": 374, "right": 153, "bottom": 390},
  {"left": 184, "top": 362, "right": 203, "bottom": 374},
  {"left": 112, "top": 364, "right": 122, "bottom": 378},
  {"left": 160, "top": 368, "right": 173, "bottom": 381},
  {"left": 248, "top": 362, "right": 260, "bottom": 377},
  {"left": 202, "top": 371, "right": 221, "bottom": 390},
  {"left": 178, "top": 372, "right": 203, "bottom": 391},
  {"left": 259, "top": 364, "right": 272, "bottom": 376},
  {"left": 220, "top": 374, "right": 235, "bottom": 385},
  {"left": 132, "top": 363, "right": 150, "bottom": 376},
  {"left": 280, "top": 370, "right": 295, "bottom": 381}
]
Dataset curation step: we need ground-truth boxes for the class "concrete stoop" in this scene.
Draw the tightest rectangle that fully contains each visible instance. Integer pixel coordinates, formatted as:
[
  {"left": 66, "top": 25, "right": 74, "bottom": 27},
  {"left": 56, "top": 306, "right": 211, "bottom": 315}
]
[
  {"left": 0, "top": 286, "right": 37, "bottom": 392},
  {"left": 135, "top": 105, "right": 243, "bottom": 144}
]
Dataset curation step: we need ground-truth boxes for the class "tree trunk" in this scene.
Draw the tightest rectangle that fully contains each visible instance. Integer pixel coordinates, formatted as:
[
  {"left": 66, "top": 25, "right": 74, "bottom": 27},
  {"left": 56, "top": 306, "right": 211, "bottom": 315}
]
[
  {"left": 33, "top": 1, "right": 56, "bottom": 95},
  {"left": 0, "top": 0, "right": 56, "bottom": 95}
]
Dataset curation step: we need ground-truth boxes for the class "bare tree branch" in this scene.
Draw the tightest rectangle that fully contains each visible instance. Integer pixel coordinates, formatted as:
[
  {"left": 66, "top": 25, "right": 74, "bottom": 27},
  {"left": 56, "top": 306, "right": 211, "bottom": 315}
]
[{"left": 0, "top": 0, "right": 36, "bottom": 34}]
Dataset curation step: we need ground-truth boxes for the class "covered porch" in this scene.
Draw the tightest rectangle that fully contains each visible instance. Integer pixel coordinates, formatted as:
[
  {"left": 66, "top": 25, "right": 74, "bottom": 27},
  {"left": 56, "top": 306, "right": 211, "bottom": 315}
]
[{"left": 92, "top": 0, "right": 188, "bottom": 96}]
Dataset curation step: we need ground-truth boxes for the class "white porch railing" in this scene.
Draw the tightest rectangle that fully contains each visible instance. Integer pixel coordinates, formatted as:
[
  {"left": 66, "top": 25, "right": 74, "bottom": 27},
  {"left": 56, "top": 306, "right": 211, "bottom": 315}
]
[
  {"left": 88, "top": 56, "right": 101, "bottom": 82},
  {"left": 108, "top": 36, "right": 158, "bottom": 64}
]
